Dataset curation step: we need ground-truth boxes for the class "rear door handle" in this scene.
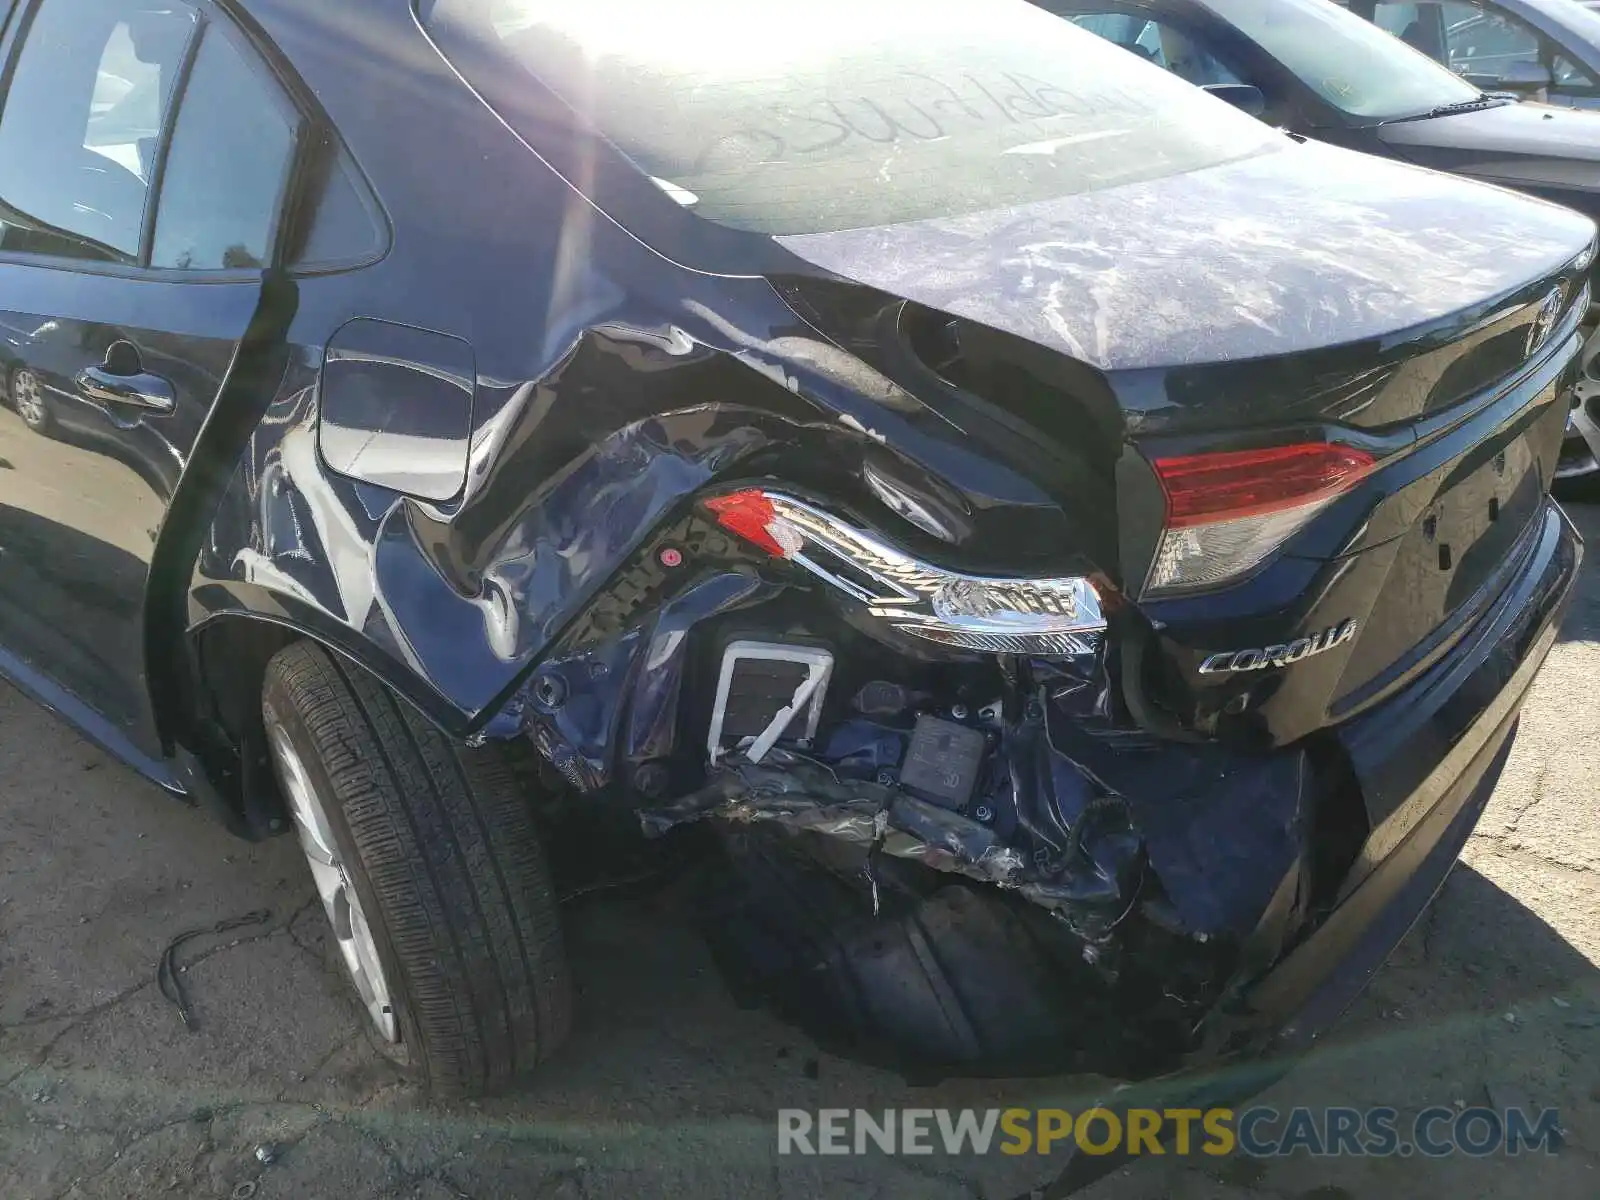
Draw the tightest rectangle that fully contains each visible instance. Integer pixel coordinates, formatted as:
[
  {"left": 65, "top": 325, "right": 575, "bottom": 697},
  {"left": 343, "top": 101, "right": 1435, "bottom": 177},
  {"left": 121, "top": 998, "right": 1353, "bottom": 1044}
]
[{"left": 75, "top": 364, "right": 175, "bottom": 414}]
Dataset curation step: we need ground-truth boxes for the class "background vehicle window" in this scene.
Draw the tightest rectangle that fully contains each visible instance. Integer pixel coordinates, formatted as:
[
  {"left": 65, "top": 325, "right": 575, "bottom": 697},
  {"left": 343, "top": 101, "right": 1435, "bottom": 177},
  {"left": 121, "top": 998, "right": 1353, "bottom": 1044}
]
[
  {"left": 150, "top": 26, "right": 295, "bottom": 269},
  {"left": 1200, "top": 0, "right": 1480, "bottom": 119},
  {"left": 1069, "top": 11, "right": 1244, "bottom": 86},
  {"left": 1070, "top": 13, "right": 1154, "bottom": 48},
  {"left": 1438, "top": 1, "right": 1595, "bottom": 95},
  {"left": 1444, "top": 4, "right": 1539, "bottom": 75},
  {"left": 1554, "top": 51, "right": 1598, "bottom": 89},
  {"left": 1369, "top": 2, "right": 1447, "bottom": 58},
  {"left": 1372, "top": 2, "right": 1419, "bottom": 35},
  {"left": 0, "top": 0, "right": 192, "bottom": 261}
]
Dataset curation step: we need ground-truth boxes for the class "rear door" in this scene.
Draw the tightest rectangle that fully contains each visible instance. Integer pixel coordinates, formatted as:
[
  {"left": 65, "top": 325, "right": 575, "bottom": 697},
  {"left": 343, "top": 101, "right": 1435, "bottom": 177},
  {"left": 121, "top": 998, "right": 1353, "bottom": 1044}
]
[{"left": 0, "top": 0, "right": 298, "bottom": 769}]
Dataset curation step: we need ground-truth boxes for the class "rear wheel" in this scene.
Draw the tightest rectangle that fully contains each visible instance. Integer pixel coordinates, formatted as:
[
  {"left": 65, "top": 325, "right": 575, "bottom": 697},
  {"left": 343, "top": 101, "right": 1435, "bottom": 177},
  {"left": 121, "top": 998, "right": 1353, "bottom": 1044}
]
[{"left": 262, "top": 640, "right": 572, "bottom": 1096}]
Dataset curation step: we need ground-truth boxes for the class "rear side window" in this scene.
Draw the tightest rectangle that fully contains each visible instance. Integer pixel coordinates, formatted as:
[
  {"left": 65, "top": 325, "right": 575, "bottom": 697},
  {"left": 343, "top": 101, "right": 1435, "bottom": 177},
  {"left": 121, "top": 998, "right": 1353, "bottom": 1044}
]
[
  {"left": 0, "top": 0, "right": 373, "bottom": 273},
  {"left": 291, "top": 153, "right": 383, "bottom": 268},
  {"left": 421, "top": 0, "right": 1281, "bottom": 236},
  {"left": 151, "top": 26, "right": 295, "bottom": 269},
  {"left": 0, "top": 0, "right": 193, "bottom": 261}
]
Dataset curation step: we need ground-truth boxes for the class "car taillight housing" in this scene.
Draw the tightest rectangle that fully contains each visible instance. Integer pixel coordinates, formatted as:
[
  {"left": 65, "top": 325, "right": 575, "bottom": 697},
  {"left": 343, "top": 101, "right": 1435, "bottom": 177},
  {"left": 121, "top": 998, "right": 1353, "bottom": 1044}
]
[
  {"left": 704, "top": 489, "right": 1106, "bottom": 657},
  {"left": 1145, "top": 442, "right": 1376, "bottom": 594}
]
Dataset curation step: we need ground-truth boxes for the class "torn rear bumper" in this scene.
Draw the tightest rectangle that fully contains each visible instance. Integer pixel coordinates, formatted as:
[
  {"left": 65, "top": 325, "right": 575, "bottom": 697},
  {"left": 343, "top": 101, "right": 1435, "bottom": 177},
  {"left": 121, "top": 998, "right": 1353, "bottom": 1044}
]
[
  {"left": 517, "top": 490, "right": 1578, "bottom": 1084},
  {"left": 1045, "top": 499, "right": 1578, "bottom": 1194},
  {"left": 1209, "top": 499, "right": 1579, "bottom": 1060}
]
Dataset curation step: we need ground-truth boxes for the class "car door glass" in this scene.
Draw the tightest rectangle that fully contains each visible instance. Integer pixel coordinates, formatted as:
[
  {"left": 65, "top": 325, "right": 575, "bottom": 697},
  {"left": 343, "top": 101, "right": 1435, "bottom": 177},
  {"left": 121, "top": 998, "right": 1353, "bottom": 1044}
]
[
  {"left": 1070, "top": 12, "right": 1243, "bottom": 86},
  {"left": 1071, "top": 13, "right": 1158, "bottom": 57},
  {"left": 0, "top": 0, "right": 192, "bottom": 262},
  {"left": 1552, "top": 51, "right": 1598, "bottom": 90},
  {"left": 150, "top": 26, "right": 295, "bottom": 270},
  {"left": 1442, "top": 4, "right": 1540, "bottom": 78},
  {"left": 88, "top": 25, "right": 166, "bottom": 181},
  {"left": 1371, "top": 2, "right": 1446, "bottom": 58},
  {"left": 1372, "top": 2, "right": 1419, "bottom": 37}
]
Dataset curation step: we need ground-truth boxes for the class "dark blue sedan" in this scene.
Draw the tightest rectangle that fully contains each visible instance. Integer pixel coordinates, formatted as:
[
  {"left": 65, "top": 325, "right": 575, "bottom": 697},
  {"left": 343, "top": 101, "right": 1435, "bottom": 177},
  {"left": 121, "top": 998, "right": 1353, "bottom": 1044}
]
[{"left": 0, "top": 12, "right": 1587, "bottom": 1193}]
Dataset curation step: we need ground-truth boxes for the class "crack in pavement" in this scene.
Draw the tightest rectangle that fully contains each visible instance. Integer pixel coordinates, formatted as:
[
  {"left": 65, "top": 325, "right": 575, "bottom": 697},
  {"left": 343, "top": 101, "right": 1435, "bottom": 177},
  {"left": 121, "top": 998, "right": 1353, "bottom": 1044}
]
[
  {"left": 35, "top": 1099, "right": 311, "bottom": 1200},
  {"left": 0, "top": 975, "right": 152, "bottom": 1091},
  {"left": 1468, "top": 841, "right": 1597, "bottom": 877},
  {"left": 332, "top": 1111, "right": 482, "bottom": 1199},
  {"left": 19, "top": 1086, "right": 499, "bottom": 1200},
  {"left": 1, "top": 903, "right": 318, "bottom": 1092},
  {"left": 273, "top": 1031, "right": 366, "bottom": 1103}
]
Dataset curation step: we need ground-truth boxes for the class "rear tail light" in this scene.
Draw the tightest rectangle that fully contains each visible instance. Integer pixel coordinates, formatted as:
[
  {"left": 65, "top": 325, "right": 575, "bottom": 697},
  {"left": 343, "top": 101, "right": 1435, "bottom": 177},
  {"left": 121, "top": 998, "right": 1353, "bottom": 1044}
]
[
  {"left": 1145, "top": 442, "right": 1376, "bottom": 594},
  {"left": 705, "top": 489, "right": 1106, "bottom": 657}
]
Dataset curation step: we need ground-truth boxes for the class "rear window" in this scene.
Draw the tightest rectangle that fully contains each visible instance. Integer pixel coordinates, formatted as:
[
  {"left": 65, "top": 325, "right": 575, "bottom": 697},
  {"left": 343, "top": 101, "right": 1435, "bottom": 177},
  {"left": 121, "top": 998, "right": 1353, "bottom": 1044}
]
[{"left": 421, "top": 0, "right": 1281, "bottom": 235}]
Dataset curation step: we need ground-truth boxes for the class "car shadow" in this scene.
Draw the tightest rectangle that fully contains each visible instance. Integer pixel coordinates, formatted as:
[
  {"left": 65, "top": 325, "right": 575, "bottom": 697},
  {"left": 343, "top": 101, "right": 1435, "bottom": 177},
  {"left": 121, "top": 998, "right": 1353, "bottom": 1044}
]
[
  {"left": 1556, "top": 499, "right": 1600, "bottom": 644},
  {"left": 435, "top": 829, "right": 1599, "bottom": 1198},
  {"left": 0, "top": 501, "right": 152, "bottom": 725}
]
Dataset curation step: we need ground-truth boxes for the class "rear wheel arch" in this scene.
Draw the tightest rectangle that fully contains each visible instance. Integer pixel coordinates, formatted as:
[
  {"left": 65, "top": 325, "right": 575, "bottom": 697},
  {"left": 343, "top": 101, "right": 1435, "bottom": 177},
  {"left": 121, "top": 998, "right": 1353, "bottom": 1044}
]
[
  {"left": 179, "top": 617, "right": 578, "bottom": 1095},
  {"left": 181, "top": 610, "right": 472, "bottom": 837}
]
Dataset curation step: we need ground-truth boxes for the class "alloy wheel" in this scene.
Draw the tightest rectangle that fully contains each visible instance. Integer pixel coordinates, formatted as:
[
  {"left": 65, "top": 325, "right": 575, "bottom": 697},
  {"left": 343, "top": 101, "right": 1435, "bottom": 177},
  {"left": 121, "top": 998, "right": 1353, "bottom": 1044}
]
[
  {"left": 12, "top": 369, "right": 45, "bottom": 428},
  {"left": 265, "top": 712, "right": 401, "bottom": 1043}
]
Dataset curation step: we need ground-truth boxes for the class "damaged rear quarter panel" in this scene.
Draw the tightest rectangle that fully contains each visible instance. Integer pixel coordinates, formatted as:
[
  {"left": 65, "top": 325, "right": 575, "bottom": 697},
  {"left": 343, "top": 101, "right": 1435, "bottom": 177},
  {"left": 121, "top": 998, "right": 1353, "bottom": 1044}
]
[
  {"left": 182, "top": 0, "right": 1116, "bottom": 748},
  {"left": 167, "top": 1, "right": 1368, "bottom": 1087},
  {"left": 188, "top": 220, "right": 1071, "bottom": 739}
]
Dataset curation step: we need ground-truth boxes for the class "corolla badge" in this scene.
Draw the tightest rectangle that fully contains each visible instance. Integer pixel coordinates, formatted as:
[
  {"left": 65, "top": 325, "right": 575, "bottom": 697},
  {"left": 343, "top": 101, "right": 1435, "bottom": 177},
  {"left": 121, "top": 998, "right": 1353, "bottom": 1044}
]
[
  {"left": 1199, "top": 619, "right": 1359, "bottom": 675},
  {"left": 1526, "top": 286, "right": 1565, "bottom": 358}
]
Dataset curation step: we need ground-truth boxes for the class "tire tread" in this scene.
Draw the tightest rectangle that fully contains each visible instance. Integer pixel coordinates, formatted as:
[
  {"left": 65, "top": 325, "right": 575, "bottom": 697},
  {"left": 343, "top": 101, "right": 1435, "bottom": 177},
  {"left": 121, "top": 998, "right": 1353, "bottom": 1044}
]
[{"left": 264, "top": 641, "right": 571, "bottom": 1096}]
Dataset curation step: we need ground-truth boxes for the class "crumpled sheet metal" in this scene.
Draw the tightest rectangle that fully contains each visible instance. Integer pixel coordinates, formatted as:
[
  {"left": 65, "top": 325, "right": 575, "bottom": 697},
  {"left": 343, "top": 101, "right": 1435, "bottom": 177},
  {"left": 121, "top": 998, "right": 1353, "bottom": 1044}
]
[
  {"left": 1045, "top": 716, "right": 1308, "bottom": 938},
  {"left": 520, "top": 571, "right": 771, "bottom": 794},
  {"left": 638, "top": 756, "right": 1127, "bottom": 912},
  {"left": 644, "top": 721, "right": 1305, "bottom": 941}
]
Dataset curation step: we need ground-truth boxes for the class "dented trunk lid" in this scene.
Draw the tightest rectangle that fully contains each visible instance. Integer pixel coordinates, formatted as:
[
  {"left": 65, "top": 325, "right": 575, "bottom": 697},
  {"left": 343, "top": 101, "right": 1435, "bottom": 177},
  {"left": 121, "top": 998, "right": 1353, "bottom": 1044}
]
[
  {"left": 776, "top": 140, "right": 1590, "bottom": 384},
  {"left": 776, "top": 139, "right": 1594, "bottom": 746}
]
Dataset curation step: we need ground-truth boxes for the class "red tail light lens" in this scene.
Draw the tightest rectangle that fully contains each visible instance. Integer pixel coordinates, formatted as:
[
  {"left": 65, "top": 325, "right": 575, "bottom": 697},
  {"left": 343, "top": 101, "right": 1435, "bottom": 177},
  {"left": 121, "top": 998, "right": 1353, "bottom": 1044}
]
[
  {"left": 1152, "top": 443, "right": 1377, "bottom": 529},
  {"left": 1144, "top": 442, "right": 1377, "bottom": 595},
  {"left": 704, "top": 490, "right": 796, "bottom": 558}
]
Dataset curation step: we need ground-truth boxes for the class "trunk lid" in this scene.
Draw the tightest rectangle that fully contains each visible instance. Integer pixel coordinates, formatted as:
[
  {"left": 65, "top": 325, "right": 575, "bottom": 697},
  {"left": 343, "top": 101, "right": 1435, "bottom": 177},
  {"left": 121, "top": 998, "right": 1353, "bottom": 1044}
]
[
  {"left": 776, "top": 139, "right": 1591, "bottom": 382},
  {"left": 1129, "top": 329, "right": 1578, "bottom": 748},
  {"left": 776, "top": 139, "right": 1594, "bottom": 746}
]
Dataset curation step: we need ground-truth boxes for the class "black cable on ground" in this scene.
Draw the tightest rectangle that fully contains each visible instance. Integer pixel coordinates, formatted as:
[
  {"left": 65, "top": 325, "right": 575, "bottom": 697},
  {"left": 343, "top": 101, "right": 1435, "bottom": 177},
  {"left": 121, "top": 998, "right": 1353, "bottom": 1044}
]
[{"left": 156, "top": 908, "right": 274, "bottom": 1031}]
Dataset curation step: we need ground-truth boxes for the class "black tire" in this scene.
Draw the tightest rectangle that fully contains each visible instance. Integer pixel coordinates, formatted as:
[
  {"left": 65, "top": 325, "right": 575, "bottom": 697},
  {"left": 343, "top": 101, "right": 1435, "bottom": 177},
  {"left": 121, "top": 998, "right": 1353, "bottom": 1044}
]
[{"left": 262, "top": 640, "right": 572, "bottom": 1096}]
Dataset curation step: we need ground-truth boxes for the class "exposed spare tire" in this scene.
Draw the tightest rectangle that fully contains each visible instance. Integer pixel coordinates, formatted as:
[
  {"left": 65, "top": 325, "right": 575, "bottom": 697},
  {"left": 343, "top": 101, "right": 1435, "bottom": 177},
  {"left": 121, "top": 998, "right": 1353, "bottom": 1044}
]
[{"left": 262, "top": 640, "right": 572, "bottom": 1096}]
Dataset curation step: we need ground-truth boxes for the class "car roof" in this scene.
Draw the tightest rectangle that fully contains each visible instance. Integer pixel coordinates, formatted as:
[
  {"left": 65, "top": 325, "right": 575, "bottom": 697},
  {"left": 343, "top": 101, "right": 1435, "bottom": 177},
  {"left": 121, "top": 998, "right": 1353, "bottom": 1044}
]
[{"left": 1491, "top": 0, "right": 1600, "bottom": 27}]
